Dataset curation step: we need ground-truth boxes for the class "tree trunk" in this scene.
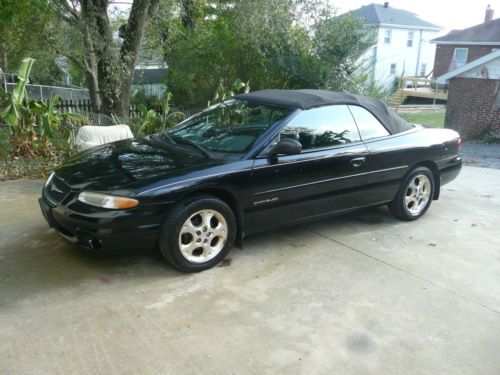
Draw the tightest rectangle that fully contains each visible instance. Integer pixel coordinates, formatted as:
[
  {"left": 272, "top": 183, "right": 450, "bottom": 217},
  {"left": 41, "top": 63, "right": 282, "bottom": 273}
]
[
  {"left": 1, "top": 48, "right": 7, "bottom": 72},
  {"left": 57, "top": 0, "right": 160, "bottom": 116},
  {"left": 82, "top": 23, "right": 102, "bottom": 112},
  {"left": 86, "top": 68, "right": 101, "bottom": 112},
  {"left": 84, "top": 0, "right": 159, "bottom": 117},
  {"left": 181, "top": 0, "right": 197, "bottom": 29}
]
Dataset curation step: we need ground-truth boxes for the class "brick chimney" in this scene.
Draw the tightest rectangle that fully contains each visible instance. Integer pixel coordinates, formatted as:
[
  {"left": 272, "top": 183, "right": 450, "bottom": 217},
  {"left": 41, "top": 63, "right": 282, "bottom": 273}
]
[
  {"left": 485, "top": 4, "right": 494, "bottom": 23},
  {"left": 384, "top": 2, "right": 389, "bottom": 8}
]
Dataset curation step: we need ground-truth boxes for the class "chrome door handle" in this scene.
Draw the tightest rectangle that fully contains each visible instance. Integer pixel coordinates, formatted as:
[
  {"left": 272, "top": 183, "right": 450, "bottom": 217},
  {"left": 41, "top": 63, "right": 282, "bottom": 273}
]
[{"left": 349, "top": 157, "right": 366, "bottom": 168}]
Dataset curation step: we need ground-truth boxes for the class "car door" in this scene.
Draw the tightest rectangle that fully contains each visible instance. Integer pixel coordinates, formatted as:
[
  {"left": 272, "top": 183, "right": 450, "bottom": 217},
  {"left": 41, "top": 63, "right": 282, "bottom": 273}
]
[
  {"left": 348, "top": 105, "right": 411, "bottom": 203},
  {"left": 247, "top": 105, "right": 371, "bottom": 232}
]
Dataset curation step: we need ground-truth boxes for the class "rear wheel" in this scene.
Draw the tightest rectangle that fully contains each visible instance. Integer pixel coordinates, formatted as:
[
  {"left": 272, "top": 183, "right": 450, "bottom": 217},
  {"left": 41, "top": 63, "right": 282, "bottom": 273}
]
[
  {"left": 389, "top": 167, "right": 435, "bottom": 221},
  {"left": 159, "top": 195, "right": 236, "bottom": 272}
]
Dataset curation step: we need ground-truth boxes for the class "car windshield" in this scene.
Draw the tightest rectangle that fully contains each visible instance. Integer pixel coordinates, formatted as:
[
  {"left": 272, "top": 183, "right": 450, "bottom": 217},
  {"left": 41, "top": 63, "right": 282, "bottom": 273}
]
[{"left": 168, "top": 100, "right": 291, "bottom": 153}]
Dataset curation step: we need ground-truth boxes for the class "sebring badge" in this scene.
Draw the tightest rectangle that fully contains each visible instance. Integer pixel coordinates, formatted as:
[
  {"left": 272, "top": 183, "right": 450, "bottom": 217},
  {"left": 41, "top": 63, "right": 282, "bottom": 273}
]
[{"left": 253, "top": 197, "right": 279, "bottom": 206}]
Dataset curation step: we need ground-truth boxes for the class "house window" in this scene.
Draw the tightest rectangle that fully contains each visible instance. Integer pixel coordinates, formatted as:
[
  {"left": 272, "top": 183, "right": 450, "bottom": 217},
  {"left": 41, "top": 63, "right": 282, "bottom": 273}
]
[
  {"left": 390, "top": 63, "right": 397, "bottom": 75},
  {"left": 407, "top": 31, "right": 414, "bottom": 47},
  {"left": 420, "top": 63, "right": 427, "bottom": 76},
  {"left": 454, "top": 48, "right": 468, "bottom": 68},
  {"left": 384, "top": 29, "right": 392, "bottom": 44}
]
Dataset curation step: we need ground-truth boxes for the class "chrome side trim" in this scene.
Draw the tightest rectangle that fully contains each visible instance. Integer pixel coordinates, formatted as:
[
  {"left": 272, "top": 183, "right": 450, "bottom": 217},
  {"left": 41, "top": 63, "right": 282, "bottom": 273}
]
[
  {"left": 254, "top": 165, "right": 408, "bottom": 196},
  {"left": 252, "top": 153, "right": 360, "bottom": 170},
  {"left": 438, "top": 155, "right": 460, "bottom": 162}
]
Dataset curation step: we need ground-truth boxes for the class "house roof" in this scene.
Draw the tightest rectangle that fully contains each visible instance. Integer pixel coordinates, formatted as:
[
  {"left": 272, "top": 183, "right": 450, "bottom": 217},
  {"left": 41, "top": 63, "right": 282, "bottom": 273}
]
[
  {"left": 352, "top": 3, "right": 441, "bottom": 30},
  {"left": 436, "top": 49, "right": 500, "bottom": 83},
  {"left": 432, "top": 18, "right": 500, "bottom": 44},
  {"left": 234, "top": 89, "right": 413, "bottom": 134}
]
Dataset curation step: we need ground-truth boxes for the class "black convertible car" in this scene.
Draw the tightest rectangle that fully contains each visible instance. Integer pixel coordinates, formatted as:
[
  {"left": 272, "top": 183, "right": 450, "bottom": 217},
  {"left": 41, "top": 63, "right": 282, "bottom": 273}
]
[{"left": 39, "top": 90, "right": 462, "bottom": 271}]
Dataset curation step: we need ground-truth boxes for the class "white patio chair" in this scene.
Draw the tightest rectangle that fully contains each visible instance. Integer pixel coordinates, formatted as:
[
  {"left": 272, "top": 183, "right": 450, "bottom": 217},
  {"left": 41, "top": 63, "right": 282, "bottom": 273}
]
[{"left": 75, "top": 124, "right": 134, "bottom": 152}]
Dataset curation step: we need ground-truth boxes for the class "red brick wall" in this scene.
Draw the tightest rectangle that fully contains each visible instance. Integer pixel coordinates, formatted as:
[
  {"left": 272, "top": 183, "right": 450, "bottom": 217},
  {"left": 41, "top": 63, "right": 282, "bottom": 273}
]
[
  {"left": 445, "top": 77, "right": 500, "bottom": 137},
  {"left": 433, "top": 45, "right": 498, "bottom": 77}
]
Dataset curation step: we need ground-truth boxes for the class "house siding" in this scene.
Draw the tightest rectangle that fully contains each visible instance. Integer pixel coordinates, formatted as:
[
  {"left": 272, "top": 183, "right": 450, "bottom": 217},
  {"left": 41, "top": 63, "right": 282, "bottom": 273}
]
[
  {"left": 433, "top": 44, "right": 498, "bottom": 77},
  {"left": 445, "top": 77, "right": 500, "bottom": 137},
  {"left": 364, "top": 27, "right": 438, "bottom": 87},
  {"left": 460, "top": 58, "right": 500, "bottom": 79}
]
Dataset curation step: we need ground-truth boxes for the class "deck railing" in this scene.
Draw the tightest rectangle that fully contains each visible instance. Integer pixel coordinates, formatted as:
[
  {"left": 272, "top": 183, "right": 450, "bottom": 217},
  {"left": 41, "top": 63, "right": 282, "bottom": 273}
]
[{"left": 397, "top": 76, "right": 448, "bottom": 104}]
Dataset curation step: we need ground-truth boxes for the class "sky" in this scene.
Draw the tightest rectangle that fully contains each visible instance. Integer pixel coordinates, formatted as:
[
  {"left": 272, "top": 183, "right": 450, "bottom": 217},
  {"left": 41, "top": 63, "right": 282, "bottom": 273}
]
[{"left": 333, "top": 0, "right": 500, "bottom": 34}]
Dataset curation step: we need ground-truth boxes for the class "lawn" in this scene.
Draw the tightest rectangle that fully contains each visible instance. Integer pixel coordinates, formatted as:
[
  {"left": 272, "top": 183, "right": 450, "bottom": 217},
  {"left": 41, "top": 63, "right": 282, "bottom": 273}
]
[{"left": 399, "top": 111, "right": 446, "bottom": 128}]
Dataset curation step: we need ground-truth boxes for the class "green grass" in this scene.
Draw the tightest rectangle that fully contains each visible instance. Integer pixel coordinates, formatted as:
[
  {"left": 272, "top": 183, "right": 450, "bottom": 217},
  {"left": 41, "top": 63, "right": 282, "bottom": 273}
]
[{"left": 399, "top": 111, "right": 445, "bottom": 128}]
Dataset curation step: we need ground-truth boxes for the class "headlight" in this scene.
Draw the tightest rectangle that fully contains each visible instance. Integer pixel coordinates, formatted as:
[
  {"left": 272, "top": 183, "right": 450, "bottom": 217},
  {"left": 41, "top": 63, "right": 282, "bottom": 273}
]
[{"left": 78, "top": 192, "right": 139, "bottom": 210}]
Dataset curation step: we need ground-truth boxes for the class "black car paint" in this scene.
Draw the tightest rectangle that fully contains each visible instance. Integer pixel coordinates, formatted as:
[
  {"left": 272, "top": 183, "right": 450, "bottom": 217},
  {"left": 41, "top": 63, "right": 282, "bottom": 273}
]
[{"left": 39, "top": 109, "right": 462, "bottom": 251}]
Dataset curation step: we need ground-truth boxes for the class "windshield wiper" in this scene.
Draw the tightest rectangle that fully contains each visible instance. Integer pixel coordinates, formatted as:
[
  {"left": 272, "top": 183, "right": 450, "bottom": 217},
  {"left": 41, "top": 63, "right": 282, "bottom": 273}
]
[
  {"left": 151, "top": 133, "right": 177, "bottom": 146},
  {"left": 171, "top": 135, "right": 213, "bottom": 158},
  {"left": 159, "top": 133, "right": 177, "bottom": 145}
]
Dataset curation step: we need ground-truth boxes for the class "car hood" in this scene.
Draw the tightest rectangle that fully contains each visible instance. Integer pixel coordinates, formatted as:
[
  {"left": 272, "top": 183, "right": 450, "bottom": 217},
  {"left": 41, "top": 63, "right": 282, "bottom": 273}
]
[{"left": 55, "top": 137, "right": 224, "bottom": 192}]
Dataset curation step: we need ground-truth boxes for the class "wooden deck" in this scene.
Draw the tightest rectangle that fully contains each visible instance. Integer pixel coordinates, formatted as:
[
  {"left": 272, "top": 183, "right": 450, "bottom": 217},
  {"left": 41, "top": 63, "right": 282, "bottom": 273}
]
[
  {"left": 387, "top": 77, "right": 447, "bottom": 107},
  {"left": 400, "top": 87, "right": 448, "bottom": 100}
]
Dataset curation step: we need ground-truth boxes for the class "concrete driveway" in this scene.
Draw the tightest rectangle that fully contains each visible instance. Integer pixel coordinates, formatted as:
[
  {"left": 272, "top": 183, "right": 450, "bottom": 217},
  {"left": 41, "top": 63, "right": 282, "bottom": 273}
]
[{"left": 1, "top": 166, "right": 499, "bottom": 375}]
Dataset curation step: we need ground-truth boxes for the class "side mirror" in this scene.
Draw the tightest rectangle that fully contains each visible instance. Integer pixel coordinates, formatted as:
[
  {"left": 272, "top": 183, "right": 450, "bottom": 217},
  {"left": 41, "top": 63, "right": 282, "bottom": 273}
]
[{"left": 272, "top": 138, "right": 302, "bottom": 156}]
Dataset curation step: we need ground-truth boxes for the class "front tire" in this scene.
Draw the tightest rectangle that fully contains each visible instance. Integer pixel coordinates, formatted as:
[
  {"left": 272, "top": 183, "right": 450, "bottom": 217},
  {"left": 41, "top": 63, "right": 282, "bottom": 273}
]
[
  {"left": 159, "top": 195, "right": 236, "bottom": 272},
  {"left": 389, "top": 167, "right": 435, "bottom": 221}
]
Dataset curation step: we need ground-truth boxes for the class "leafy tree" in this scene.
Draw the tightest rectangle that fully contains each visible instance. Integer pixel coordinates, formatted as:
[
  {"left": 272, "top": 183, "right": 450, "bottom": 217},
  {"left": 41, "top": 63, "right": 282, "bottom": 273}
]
[
  {"left": 310, "top": 13, "right": 377, "bottom": 92},
  {"left": 161, "top": 0, "right": 376, "bottom": 107},
  {"left": 0, "top": 0, "right": 65, "bottom": 84},
  {"left": 51, "top": 0, "right": 162, "bottom": 116}
]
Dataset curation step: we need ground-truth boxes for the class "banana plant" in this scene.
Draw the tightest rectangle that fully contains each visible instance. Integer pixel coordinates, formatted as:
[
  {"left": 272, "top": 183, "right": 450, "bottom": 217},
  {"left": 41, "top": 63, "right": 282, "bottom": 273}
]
[
  {"left": 209, "top": 79, "right": 251, "bottom": 128},
  {"left": 0, "top": 57, "right": 35, "bottom": 130},
  {"left": 209, "top": 78, "right": 250, "bottom": 107},
  {"left": 33, "top": 96, "right": 90, "bottom": 155},
  {"left": 0, "top": 57, "right": 89, "bottom": 157},
  {"left": 160, "top": 91, "right": 185, "bottom": 128},
  {"left": 136, "top": 92, "right": 185, "bottom": 136}
]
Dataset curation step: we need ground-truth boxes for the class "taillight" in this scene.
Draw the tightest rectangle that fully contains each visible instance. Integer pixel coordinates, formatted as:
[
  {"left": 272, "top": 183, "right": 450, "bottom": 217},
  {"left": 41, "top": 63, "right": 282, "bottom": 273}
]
[{"left": 457, "top": 138, "right": 462, "bottom": 153}]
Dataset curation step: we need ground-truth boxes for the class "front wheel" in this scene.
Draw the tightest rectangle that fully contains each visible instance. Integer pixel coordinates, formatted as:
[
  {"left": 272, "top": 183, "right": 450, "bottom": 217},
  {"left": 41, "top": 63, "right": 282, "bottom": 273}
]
[
  {"left": 388, "top": 167, "right": 435, "bottom": 221},
  {"left": 159, "top": 195, "right": 236, "bottom": 272}
]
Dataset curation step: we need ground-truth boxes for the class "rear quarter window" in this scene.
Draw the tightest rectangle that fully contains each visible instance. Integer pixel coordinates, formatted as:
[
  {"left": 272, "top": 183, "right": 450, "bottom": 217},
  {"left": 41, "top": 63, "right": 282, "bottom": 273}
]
[{"left": 349, "top": 105, "right": 390, "bottom": 140}]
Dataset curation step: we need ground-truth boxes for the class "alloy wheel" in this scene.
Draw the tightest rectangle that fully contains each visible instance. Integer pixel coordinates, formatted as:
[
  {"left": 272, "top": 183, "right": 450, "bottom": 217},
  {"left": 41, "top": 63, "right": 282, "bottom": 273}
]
[
  {"left": 404, "top": 174, "right": 431, "bottom": 215},
  {"left": 178, "top": 209, "right": 228, "bottom": 263}
]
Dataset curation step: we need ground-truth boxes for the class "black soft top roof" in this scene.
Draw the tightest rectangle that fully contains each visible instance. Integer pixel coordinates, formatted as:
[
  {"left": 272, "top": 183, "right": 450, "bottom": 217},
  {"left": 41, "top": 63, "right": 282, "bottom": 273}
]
[{"left": 234, "top": 89, "right": 413, "bottom": 135}]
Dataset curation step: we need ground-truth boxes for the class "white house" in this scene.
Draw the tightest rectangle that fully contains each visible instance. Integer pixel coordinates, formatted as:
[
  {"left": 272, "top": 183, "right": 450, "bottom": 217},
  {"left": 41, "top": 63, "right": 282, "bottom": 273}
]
[{"left": 351, "top": 2, "right": 441, "bottom": 87}]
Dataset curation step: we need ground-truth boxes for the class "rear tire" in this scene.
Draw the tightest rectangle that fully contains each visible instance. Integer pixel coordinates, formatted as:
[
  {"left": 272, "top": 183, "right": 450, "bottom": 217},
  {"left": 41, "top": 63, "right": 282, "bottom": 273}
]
[
  {"left": 159, "top": 195, "right": 236, "bottom": 272},
  {"left": 389, "top": 167, "right": 435, "bottom": 221}
]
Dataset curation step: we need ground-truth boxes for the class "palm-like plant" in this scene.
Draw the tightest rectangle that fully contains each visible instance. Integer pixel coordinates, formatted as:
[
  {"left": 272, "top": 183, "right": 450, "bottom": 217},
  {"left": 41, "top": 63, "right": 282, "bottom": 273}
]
[
  {"left": 0, "top": 57, "right": 89, "bottom": 157},
  {"left": 136, "top": 92, "right": 185, "bottom": 136}
]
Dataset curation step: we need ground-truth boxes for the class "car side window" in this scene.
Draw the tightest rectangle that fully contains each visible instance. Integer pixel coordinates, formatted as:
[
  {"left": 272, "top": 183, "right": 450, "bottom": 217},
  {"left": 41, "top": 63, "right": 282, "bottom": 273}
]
[
  {"left": 280, "top": 105, "right": 361, "bottom": 150},
  {"left": 348, "top": 105, "right": 390, "bottom": 140}
]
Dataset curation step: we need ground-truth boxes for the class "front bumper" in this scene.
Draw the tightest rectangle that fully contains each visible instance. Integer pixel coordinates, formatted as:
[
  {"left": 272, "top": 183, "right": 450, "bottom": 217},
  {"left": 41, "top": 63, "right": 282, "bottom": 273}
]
[{"left": 38, "top": 195, "right": 167, "bottom": 251}]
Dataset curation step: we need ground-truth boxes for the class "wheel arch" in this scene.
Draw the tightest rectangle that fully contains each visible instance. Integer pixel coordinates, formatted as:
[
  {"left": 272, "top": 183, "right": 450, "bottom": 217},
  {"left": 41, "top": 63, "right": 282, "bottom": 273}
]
[
  {"left": 409, "top": 161, "right": 440, "bottom": 200},
  {"left": 179, "top": 187, "right": 244, "bottom": 244}
]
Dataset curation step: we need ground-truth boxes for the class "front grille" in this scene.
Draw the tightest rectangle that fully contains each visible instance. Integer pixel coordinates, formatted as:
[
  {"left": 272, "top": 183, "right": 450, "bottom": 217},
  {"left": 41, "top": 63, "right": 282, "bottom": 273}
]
[{"left": 44, "top": 175, "right": 71, "bottom": 206}]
